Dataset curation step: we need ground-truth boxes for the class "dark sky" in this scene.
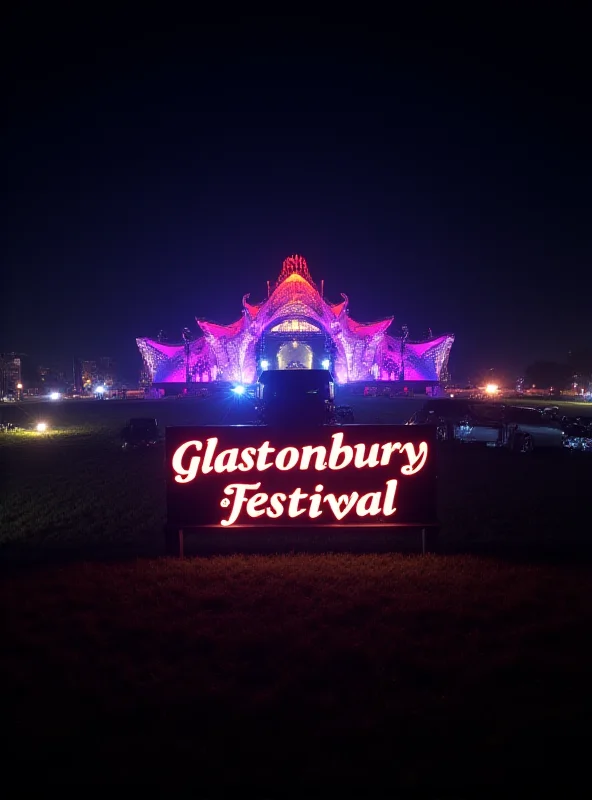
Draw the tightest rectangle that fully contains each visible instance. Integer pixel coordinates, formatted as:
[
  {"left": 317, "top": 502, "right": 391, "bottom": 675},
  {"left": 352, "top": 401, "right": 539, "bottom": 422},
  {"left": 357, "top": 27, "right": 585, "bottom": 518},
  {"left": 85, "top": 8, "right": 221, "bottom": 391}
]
[{"left": 2, "top": 12, "right": 590, "bottom": 382}]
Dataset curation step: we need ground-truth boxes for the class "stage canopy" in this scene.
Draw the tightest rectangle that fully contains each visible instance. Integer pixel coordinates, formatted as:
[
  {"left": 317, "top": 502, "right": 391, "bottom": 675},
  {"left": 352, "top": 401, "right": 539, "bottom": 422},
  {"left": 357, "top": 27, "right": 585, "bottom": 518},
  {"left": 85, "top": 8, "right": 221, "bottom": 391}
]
[{"left": 138, "top": 255, "right": 453, "bottom": 384}]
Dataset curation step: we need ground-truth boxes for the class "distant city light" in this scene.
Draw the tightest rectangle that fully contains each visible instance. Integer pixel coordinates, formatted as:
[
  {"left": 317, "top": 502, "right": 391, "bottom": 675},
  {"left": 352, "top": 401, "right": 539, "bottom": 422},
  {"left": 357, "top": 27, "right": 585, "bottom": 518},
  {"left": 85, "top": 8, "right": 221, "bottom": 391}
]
[
  {"left": 485, "top": 383, "right": 499, "bottom": 395},
  {"left": 16, "top": 382, "right": 23, "bottom": 390},
  {"left": 49, "top": 391, "right": 61, "bottom": 401},
  {"left": 95, "top": 385, "right": 106, "bottom": 394},
  {"left": 232, "top": 385, "right": 246, "bottom": 395},
  {"left": 450, "top": 393, "right": 455, "bottom": 398},
  {"left": 36, "top": 422, "right": 48, "bottom": 432},
  {"left": 260, "top": 360, "right": 269, "bottom": 370},
  {"left": 322, "top": 358, "right": 331, "bottom": 369}
]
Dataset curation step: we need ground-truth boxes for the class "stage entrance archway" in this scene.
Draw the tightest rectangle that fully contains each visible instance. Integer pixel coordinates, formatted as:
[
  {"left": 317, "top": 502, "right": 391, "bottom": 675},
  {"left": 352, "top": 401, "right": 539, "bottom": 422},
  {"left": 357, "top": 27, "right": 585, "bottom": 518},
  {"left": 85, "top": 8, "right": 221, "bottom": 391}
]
[
  {"left": 277, "top": 340, "right": 314, "bottom": 370},
  {"left": 262, "top": 316, "right": 328, "bottom": 371}
]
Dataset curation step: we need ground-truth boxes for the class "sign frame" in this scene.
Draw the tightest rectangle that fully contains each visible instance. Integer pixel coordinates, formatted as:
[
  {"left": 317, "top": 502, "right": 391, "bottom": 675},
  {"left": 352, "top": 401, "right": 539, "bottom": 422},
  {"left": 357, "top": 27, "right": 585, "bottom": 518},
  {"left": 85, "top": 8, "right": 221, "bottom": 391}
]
[{"left": 165, "top": 424, "right": 439, "bottom": 556}]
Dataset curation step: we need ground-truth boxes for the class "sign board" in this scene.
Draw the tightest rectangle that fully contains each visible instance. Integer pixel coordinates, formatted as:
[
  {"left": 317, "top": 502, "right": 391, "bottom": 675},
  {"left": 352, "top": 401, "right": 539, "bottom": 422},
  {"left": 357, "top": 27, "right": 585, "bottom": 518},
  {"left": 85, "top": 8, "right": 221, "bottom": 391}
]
[{"left": 166, "top": 425, "right": 437, "bottom": 531}]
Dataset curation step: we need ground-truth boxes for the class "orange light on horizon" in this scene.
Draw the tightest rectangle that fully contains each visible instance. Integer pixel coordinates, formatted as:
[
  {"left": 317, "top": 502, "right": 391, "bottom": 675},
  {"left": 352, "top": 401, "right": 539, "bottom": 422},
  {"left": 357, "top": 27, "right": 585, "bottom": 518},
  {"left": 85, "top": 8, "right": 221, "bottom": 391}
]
[{"left": 485, "top": 383, "right": 499, "bottom": 395}]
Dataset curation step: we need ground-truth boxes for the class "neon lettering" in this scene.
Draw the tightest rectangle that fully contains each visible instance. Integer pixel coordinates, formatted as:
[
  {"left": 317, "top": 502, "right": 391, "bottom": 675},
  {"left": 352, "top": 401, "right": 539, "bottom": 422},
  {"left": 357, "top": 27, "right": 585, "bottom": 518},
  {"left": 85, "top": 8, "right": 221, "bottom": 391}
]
[
  {"left": 300, "top": 445, "right": 327, "bottom": 471},
  {"left": 256, "top": 441, "right": 276, "bottom": 471},
  {"left": 288, "top": 487, "right": 309, "bottom": 517},
  {"left": 220, "top": 482, "right": 261, "bottom": 526},
  {"left": 217, "top": 479, "right": 401, "bottom": 526},
  {"left": 201, "top": 437, "right": 218, "bottom": 474},
  {"left": 214, "top": 448, "right": 239, "bottom": 473},
  {"left": 171, "top": 437, "right": 429, "bottom": 481},
  {"left": 172, "top": 440, "right": 202, "bottom": 484},
  {"left": 327, "top": 432, "right": 353, "bottom": 470},
  {"left": 382, "top": 479, "right": 397, "bottom": 515},
  {"left": 238, "top": 446, "right": 256, "bottom": 472},
  {"left": 356, "top": 491, "right": 383, "bottom": 516},
  {"left": 308, "top": 484, "right": 324, "bottom": 518},
  {"left": 323, "top": 491, "right": 359, "bottom": 520},
  {"left": 400, "top": 442, "right": 428, "bottom": 475},
  {"left": 246, "top": 492, "right": 268, "bottom": 517},
  {"left": 267, "top": 492, "right": 287, "bottom": 518},
  {"left": 354, "top": 442, "right": 380, "bottom": 468},
  {"left": 276, "top": 446, "right": 300, "bottom": 471},
  {"left": 380, "top": 441, "right": 401, "bottom": 465}
]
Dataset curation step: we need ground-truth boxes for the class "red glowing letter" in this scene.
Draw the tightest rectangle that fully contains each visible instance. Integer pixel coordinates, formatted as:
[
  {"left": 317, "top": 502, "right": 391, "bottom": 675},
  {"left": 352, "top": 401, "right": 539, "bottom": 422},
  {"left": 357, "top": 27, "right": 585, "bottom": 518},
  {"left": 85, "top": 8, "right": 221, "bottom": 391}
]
[
  {"left": 382, "top": 479, "right": 398, "bottom": 516},
  {"left": 323, "top": 491, "right": 359, "bottom": 520},
  {"left": 267, "top": 493, "right": 287, "bottom": 519},
  {"left": 238, "top": 446, "right": 257, "bottom": 472},
  {"left": 246, "top": 492, "right": 269, "bottom": 517},
  {"left": 220, "top": 482, "right": 261, "bottom": 526},
  {"left": 353, "top": 442, "right": 381, "bottom": 468},
  {"left": 275, "top": 446, "right": 300, "bottom": 471},
  {"left": 401, "top": 442, "right": 428, "bottom": 475},
  {"left": 308, "top": 484, "right": 324, "bottom": 518},
  {"left": 287, "top": 487, "right": 309, "bottom": 517},
  {"left": 172, "top": 440, "right": 203, "bottom": 483},
  {"left": 214, "top": 447, "right": 240, "bottom": 473},
  {"left": 300, "top": 445, "right": 327, "bottom": 471},
  {"left": 327, "top": 432, "right": 353, "bottom": 470},
  {"left": 256, "top": 441, "right": 276, "bottom": 471},
  {"left": 201, "top": 437, "right": 219, "bottom": 474},
  {"left": 380, "top": 442, "right": 401, "bottom": 466},
  {"left": 355, "top": 491, "right": 382, "bottom": 516}
]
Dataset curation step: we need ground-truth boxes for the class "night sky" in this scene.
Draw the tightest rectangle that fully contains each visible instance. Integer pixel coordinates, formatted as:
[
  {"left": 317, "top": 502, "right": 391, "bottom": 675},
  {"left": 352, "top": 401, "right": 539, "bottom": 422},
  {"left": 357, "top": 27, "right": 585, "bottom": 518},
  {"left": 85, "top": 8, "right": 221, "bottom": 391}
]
[{"left": 3, "top": 13, "right": 590, "bottom": 383}]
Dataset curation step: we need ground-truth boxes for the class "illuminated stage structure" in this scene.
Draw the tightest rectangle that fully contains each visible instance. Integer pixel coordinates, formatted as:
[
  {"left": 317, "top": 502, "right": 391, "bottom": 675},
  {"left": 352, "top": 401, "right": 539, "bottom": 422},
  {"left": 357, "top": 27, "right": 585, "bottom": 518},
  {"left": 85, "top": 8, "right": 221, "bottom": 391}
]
[{"left": 137, "top": 255, "right": 454, "bottom": 386}]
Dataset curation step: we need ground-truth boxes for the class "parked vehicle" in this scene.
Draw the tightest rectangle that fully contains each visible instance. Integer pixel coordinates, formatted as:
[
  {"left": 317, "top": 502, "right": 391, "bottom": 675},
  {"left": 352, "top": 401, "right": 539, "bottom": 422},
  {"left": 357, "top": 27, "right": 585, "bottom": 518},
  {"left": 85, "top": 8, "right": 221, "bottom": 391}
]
[
  {"left": 561, "top": 415, "right": 592, "bottom": 452},
  {"left": 406, "top": 399, "right": 565, "bottom": 452},
  {"left": 121, "top": 418, "right": 160, "bottom": 449},
  {"left": 502, "top": 405, "right": 565, "bottom": 452},
  {"left": 255, "top": 369, "right": 354, "bottom": 426}
]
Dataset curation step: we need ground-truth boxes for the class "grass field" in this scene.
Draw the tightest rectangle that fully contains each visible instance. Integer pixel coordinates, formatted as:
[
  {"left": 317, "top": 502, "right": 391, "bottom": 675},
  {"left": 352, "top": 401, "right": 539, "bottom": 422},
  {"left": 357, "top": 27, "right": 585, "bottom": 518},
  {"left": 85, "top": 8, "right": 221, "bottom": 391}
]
[
  {"left": 2, "top": 396, "right": 591, "bottom": 555},
  {"left": 1, "top": 396, "right": 592, "bottom": 789},
  {"left": 1, "top": 554, "right": 591, "bottom": 789}
]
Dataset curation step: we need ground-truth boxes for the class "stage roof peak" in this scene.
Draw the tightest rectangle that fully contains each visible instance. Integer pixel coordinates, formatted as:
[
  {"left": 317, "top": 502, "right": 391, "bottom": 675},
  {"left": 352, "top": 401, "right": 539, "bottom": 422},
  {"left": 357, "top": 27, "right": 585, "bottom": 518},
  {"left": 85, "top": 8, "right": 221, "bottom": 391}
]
[{"left": 275, "top": 254, "right": 316, "bottom": 288}]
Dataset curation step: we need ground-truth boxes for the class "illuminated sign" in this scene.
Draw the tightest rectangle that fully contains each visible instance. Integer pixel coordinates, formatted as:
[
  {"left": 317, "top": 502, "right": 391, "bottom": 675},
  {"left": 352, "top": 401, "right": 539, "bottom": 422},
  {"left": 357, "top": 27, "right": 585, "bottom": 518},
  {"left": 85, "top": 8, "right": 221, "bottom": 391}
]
[{"left": 166, "top": 426, "right": 437, "bottom": 530}]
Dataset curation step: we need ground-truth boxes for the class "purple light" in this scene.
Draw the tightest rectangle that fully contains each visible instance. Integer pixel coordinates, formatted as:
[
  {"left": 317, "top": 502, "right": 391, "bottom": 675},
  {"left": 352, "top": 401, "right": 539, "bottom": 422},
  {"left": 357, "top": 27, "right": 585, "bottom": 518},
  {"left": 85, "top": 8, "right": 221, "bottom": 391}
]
[{"left": 137, "top": 255, "right": 454, "bottom": 385}]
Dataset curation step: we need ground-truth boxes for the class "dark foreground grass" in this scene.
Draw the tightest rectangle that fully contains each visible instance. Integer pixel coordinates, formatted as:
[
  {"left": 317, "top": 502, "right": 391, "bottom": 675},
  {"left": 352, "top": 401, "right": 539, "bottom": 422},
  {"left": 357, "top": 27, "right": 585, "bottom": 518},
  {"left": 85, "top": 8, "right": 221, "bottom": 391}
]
[
  {"left": 2, "top": 401, "right": 592, "bottom": 789},
  {"left": 1, "top": 554, "right": 591, "bottom": 789}
]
